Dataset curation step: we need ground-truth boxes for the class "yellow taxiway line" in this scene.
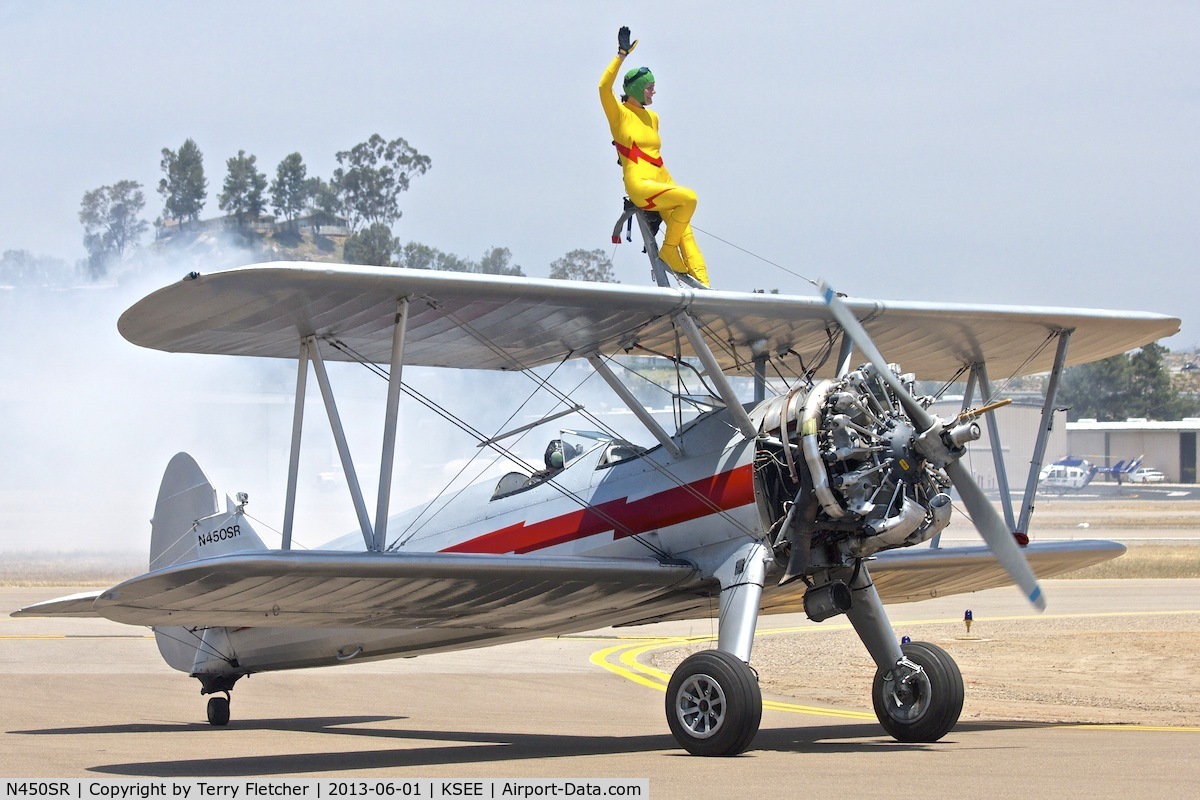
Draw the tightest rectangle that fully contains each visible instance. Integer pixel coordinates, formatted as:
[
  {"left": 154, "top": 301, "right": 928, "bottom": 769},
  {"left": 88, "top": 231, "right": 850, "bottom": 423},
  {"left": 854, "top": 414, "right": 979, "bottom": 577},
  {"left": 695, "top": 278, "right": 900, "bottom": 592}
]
[{"left": 588, "top": 610, "right": 1200, "bottom": 731}]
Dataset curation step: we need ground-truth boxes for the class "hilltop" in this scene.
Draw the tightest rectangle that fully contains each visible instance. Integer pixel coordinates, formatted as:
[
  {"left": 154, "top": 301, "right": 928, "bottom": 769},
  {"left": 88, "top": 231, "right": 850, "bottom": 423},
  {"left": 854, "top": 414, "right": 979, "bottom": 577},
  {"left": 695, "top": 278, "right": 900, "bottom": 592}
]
[{"left": 150, "top": 223, "right": 348, "bottom": 267}]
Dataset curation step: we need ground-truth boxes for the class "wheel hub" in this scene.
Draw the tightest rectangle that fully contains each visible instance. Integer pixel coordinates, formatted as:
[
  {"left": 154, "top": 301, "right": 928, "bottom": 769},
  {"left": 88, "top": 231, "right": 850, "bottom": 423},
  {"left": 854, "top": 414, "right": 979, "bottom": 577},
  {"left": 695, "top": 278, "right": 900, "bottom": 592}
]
[
  {"left": 883, "top": 660, "right": 932, "bottom": 723},
  {"left": 675, "top": 673, "right": 726, "bottom": 739}
]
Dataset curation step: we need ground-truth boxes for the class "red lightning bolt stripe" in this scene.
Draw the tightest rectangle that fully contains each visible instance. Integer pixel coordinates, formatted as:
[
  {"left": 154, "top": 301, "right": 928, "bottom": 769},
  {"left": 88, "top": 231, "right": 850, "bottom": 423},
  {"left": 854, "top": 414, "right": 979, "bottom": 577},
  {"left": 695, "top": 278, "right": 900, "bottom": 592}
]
[
  {"left": 640, "top": 188, "right": 672, "bottom": 211},
  {"left": 442, "top": 463, "right": 755, "bottom": 555},
  {"left": 613, "top": 141, "right": 664, "bottom": 168}
]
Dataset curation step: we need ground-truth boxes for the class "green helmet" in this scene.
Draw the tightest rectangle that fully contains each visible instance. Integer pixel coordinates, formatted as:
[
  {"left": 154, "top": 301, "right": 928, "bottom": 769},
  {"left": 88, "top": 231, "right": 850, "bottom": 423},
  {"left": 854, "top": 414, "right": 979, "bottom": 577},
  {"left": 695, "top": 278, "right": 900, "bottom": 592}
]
[{"left": 623, "top": 66, "right": 655, "bottom": 105}]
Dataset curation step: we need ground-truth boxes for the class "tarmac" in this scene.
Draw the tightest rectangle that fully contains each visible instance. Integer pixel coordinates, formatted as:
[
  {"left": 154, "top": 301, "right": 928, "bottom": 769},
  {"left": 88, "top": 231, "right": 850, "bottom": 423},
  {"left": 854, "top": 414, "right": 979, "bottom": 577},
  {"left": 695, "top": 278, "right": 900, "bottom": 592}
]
[{"left": 3, "top": 580, "right": 1199, "bottom": 799}]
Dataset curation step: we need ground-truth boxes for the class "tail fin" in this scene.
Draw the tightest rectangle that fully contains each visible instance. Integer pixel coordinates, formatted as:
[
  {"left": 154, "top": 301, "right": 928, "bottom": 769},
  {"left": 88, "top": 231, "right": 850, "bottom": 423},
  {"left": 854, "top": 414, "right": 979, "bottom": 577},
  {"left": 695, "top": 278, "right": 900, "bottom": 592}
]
[{"left": 151, "top": 452, "right": 265, "bottom": 674}]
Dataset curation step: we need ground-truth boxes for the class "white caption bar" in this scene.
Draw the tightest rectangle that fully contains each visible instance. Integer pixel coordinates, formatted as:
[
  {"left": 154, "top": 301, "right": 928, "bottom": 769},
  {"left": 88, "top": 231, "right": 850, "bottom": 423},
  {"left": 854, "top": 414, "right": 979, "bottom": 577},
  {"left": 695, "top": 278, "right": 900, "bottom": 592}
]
[{"left": 2, "top": 781, "right": 649, "bottom": 800}]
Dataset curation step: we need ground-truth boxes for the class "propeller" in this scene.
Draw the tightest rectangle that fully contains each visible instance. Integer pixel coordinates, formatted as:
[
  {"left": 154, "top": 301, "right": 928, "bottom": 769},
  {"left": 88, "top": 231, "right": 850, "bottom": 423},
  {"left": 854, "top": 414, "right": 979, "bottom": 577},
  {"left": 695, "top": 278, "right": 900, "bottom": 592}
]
[{"left": 819, "top": 281, "right": 1046, "bottom": 611}]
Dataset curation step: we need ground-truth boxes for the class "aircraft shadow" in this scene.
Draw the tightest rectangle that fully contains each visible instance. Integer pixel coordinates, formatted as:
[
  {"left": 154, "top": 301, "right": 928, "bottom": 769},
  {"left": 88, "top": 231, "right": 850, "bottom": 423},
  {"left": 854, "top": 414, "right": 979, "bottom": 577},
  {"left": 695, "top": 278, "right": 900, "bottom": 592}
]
[{"left": 11, "top": 716, "right": 1062, "bottom": 776}]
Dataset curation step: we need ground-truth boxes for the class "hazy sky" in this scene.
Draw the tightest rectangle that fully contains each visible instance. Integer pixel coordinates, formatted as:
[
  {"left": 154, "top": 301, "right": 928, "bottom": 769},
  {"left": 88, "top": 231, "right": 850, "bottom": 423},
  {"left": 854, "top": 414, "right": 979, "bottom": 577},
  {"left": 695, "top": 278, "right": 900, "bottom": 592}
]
[
  {"left": 1, "top": 1, "right": 1196, "bottom": 341},
  {"left": 1, "top": 2, "right": 1198, "bottom": 552}
]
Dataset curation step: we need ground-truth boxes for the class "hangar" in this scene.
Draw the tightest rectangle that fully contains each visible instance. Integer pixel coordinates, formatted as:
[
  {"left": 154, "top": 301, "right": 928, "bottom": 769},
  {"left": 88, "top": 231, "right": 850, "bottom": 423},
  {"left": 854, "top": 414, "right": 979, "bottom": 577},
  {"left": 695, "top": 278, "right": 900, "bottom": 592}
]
[{"left": 1065, "top": 418, "right": 1200, "bottom": 484}]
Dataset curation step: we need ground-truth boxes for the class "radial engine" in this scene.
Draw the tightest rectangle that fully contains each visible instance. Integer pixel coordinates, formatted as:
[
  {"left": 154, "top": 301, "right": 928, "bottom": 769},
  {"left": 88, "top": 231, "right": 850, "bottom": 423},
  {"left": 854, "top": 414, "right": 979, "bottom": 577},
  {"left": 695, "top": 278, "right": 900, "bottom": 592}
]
[{"left": 754, "top": 361, "right": 984, "bottom": 608}]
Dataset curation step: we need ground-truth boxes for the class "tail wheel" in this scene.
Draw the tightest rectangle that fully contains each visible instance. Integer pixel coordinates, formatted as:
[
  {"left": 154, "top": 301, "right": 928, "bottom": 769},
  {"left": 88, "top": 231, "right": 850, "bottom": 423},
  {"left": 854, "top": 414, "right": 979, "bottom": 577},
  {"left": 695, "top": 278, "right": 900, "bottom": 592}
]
[
  {"left": 206, "top": 693, "right": 230, "bottom": 726},
  {"left": 872, "top": 641, "right": 963, "bottom": 742},
  {"left": 666, "top": 650, "right": 762, "bottom": 756}
]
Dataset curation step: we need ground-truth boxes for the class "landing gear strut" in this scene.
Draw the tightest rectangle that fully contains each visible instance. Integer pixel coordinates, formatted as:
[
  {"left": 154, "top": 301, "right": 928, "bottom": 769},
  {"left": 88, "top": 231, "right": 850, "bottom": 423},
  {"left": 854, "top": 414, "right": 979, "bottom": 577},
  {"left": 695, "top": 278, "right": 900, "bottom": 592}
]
[
  {"left": 846, "top": 563, "right": 963, "bottom": 742},
  {"left": 665, "top": 541, "right": 769, "bottom": 756},
  {"left": 199, "top": 671, "right": 240, "bottom": 727}
]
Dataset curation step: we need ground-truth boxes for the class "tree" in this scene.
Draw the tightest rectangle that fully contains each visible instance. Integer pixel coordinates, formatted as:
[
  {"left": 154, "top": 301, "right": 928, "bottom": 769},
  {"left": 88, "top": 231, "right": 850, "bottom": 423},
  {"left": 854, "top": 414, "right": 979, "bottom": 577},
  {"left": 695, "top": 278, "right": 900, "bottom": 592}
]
[
  {"left": 78, "top": 180, "right": 149, "bottom": 277},
  {"left": 391, "top": 243, "right": 523, "bottom": 275},
  {"left": 306, "top": 177, "right": 342, "bottom": 232},
  {"left": 476, "top": 246, "right": 524, "bottom": 276},
  {"left": 343, "top": 223, "right": 400, "bottom": 266},
  {"left": 158, "top": 139, "right": 207, "bottom": 228},
  {"left": 1059, "top": 343, "right": 1199, "bottom": 421},
  {"left": 270, "top": 152, "right": 311, "bottom": 231},
  {"left": 1130, "top": 343, "right": 1199, "bottom": 420},
  {"left": 218, "top": 150, "right": 268, "bottom": 228},
  {"left": 396, "top": 241, "right": 472, "bottom": 272},
  {"left": 332, "top": 134, "right": 431, "bottom": 231},
  {"left": 548, "top": 248, "right": 618, "bottom": 282}
]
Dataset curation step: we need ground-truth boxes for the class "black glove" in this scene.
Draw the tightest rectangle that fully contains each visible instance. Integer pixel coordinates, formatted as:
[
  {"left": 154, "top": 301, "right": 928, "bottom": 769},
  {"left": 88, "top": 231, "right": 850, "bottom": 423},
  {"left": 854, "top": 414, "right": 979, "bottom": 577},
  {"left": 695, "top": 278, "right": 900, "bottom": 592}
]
[{"left": 618, "top": 26, "right": 638, "bottom": 56}]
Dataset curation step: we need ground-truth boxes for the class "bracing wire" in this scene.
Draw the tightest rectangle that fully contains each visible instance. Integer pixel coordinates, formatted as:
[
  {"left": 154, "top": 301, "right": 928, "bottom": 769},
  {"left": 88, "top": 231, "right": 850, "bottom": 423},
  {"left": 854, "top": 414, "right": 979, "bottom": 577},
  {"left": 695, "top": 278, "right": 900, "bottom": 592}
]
[
  {"left": 690, "top": 223, "right": 820, "bottom": 289},
  {"left": 364, "top": 304, "right": 765, "bottom": 545},
  {"left": 323, "top": 338, "right": 681, "bottom": 559}
]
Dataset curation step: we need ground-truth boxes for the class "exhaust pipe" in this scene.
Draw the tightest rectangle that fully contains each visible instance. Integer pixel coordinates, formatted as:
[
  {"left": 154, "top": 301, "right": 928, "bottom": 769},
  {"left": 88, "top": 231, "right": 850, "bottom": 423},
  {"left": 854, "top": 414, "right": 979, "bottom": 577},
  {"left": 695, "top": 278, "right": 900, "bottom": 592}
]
[{"left": 908, "top": 492, "right": 953, "bottom": 545}]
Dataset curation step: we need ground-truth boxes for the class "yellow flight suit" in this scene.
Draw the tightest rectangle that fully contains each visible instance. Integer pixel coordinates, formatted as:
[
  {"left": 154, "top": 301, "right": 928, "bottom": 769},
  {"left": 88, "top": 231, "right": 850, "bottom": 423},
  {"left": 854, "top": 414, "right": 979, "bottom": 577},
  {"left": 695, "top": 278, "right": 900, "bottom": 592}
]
[{"left": 599, "top": 56, "right": 709, "bottom": 287}]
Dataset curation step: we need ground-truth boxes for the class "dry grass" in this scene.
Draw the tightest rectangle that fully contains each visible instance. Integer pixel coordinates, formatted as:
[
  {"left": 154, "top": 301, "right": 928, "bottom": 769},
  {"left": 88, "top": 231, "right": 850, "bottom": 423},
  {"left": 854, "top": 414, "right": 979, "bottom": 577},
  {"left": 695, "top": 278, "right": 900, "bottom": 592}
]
[
  {"left": 1057, "top": 544, "right": 1200, "bottom": 579},
  {"left": 0, "top": 552, "right": 144, "bottom": 587}
]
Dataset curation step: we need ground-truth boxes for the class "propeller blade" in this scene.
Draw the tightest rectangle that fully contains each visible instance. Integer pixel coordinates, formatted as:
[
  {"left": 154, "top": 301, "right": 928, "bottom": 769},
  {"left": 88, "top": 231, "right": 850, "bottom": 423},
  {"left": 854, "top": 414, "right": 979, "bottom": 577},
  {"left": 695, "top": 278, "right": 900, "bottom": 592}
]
[
  {"left": 819, "top": 280, "right": 1046, "bottom": 611},
  {"left": 818, "top": 281, "right": 935, "bottom": 430},
  {"left": 945, "top": 460, "right": 1046, "bottom": 611}
]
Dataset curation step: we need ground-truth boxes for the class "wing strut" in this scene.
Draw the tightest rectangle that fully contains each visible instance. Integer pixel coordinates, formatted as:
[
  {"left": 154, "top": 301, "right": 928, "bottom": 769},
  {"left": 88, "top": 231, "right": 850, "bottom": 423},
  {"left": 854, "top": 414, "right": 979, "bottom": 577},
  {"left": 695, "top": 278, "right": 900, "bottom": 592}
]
[
  {"left": 587, "top": 353, "right": 684, "bottom": 458},
  {"left": 674, "top": 311, "right": 758, "bottom": 440},
  {"left": 279, "top": 300, "right": 411, "bottom": 552},
  {"left": 373, "top": 297, "right": 410, "bottom": 552},
  {"left": 310, "top": 338, "right": 375, "bottom": 550},
  {"left": 281, "top": 338, "right": 310, "bottom": 550},
  {"left": 974, "top": 361, "right": 1018, "bottom": 533},
  {"left": 1016, "top": 330, "right": 1073, "bottom": 538}
]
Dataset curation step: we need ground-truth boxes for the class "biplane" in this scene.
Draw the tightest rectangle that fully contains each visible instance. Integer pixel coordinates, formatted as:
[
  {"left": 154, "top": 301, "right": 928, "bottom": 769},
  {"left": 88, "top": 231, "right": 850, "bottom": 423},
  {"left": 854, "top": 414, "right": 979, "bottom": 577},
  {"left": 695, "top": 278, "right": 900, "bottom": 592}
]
[{"left": 14, "top": 240, "right": 1178, "bottom": 755}]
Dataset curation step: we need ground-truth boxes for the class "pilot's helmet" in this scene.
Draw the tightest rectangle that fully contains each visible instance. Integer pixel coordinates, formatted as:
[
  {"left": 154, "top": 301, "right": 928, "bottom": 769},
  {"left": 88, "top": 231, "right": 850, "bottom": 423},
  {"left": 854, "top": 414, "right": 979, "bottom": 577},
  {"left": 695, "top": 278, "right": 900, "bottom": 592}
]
[
  {"left": 622, "top": 66, "right": 655, "bottom": 105},
  {"left": 545, "top": 440, "right": 565, "bottom": 470}
]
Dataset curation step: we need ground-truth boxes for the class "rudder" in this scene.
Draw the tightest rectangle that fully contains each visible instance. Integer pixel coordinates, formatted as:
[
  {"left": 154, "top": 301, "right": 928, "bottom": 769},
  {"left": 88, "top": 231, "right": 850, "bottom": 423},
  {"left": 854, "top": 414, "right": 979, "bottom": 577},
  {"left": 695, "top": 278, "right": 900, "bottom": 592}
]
[{"left": 150, "top": 452, "right": 265, "bottom": 673}]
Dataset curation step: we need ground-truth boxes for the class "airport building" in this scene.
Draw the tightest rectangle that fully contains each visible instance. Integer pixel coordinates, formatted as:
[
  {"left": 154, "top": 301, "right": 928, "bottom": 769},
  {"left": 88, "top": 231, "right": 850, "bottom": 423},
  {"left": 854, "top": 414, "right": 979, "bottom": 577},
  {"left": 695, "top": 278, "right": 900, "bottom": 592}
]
[{"left": 1065, "top": 418, "right": 1200, "bottom": 483}]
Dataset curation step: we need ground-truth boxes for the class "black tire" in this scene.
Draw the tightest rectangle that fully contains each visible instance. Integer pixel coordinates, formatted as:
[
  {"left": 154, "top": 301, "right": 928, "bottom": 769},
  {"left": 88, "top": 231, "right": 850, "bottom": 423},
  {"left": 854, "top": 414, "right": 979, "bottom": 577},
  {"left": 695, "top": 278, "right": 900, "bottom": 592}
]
[
  {"left": 206, "top": 695, "right": 230, "bottom": 726},
  {"left": 665, "top": 650, "right": 762, "bottom": 756},
  {"left": 872, "top": 640, "right": 963, "bottom": 742}
]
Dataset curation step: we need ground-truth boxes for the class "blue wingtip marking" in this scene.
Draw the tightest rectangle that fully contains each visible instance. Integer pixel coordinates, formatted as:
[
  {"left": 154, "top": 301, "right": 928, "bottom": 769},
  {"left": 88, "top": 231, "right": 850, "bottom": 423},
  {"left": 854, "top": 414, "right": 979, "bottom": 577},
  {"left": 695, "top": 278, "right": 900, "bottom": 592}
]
[
  {"left": 1029, "top": 585, "right": 1043, "bottom": 604},
  {"left": 822, "top": 286, "right": 834, "bottom": 303}
]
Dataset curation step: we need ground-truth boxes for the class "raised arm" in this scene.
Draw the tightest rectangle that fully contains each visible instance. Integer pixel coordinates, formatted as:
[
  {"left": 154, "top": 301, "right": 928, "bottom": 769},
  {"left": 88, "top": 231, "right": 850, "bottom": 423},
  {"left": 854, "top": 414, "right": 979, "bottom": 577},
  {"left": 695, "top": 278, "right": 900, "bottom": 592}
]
[{"left": 599, "top": 27, "right": 638, "bottom": 127}]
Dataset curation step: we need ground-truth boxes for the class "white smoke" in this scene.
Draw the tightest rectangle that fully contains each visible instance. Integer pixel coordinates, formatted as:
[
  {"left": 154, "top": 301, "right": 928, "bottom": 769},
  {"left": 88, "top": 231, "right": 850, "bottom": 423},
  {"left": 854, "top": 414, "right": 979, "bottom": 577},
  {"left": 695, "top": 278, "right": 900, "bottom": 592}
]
[{"left": 0, "top": 233, "right": 705, "bottom": 557}]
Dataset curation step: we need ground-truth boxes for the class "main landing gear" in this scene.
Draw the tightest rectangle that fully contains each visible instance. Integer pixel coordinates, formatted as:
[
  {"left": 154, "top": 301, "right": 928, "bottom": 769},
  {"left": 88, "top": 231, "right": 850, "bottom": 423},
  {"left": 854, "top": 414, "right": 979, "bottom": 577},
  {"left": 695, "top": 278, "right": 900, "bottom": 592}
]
[
  {"left": 666, "top": 650, "right": 762, "bottom": 756},
  {"left": 665, "top": 541, "right": 769, "bottom": 756},
  {"left": 206, "top": 691, "right": 231, "bottom": 726},
  {"left": 872, "top": 641, "right": 964, "bottom": 742},
  {"left": 847, "top": 563, "right": 964, "bottom": 742},
  {"left": 662, "top": 547, "right": 965, "bottom": 754}
]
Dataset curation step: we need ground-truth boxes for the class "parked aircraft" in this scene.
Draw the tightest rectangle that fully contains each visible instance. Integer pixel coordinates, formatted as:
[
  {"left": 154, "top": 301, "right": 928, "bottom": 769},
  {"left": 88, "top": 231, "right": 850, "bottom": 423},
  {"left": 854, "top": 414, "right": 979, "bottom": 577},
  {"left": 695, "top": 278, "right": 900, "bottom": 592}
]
[
  {"left": 14, "top": 252, "right": 1179, "bottom": 755},
  {"left": 1040, "top": 457, "right": 1099, "bottom": 491}
]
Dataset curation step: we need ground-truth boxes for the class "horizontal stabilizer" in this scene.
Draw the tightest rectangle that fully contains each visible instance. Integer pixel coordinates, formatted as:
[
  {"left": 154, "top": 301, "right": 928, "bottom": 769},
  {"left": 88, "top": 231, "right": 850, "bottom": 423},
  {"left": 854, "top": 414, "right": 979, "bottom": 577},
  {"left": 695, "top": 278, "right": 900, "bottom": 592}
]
[{"left": 12, "top": 590, "right": 104, "bottom": 618}]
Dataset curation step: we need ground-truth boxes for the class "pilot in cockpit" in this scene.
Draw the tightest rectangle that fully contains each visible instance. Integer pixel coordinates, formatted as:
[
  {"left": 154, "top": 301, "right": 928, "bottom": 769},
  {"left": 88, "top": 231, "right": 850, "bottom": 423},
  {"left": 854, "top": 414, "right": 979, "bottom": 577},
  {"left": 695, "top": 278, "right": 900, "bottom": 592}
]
[{"left": 543, "top": 439, "right": 578, "bottom": 472}]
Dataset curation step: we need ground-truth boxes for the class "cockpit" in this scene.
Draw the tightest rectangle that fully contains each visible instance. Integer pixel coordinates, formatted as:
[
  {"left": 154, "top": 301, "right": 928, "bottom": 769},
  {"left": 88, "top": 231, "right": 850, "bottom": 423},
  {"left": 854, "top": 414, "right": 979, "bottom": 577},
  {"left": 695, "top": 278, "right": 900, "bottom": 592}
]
[{"left": 490, "top": 429, "right": 646, "bottom": 500}]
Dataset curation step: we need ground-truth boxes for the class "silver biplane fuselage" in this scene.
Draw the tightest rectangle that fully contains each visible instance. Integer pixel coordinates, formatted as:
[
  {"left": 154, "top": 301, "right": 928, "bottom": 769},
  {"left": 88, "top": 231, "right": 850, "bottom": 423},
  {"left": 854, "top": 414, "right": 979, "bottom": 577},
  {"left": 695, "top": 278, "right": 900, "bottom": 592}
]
[{"left": 17, "top": 257, "right": 1180, "bottom": 754}]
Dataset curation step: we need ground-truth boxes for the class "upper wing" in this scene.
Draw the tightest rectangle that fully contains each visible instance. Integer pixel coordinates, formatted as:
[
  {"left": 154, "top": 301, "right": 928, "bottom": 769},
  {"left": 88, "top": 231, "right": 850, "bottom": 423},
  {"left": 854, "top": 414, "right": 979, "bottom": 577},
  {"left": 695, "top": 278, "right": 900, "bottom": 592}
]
[
  {"left": 118, "top": 262, "right": 1179, "bottom": 381},
  {"left": 14, "top": 550, "right": 704, "bottom": 631}
]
